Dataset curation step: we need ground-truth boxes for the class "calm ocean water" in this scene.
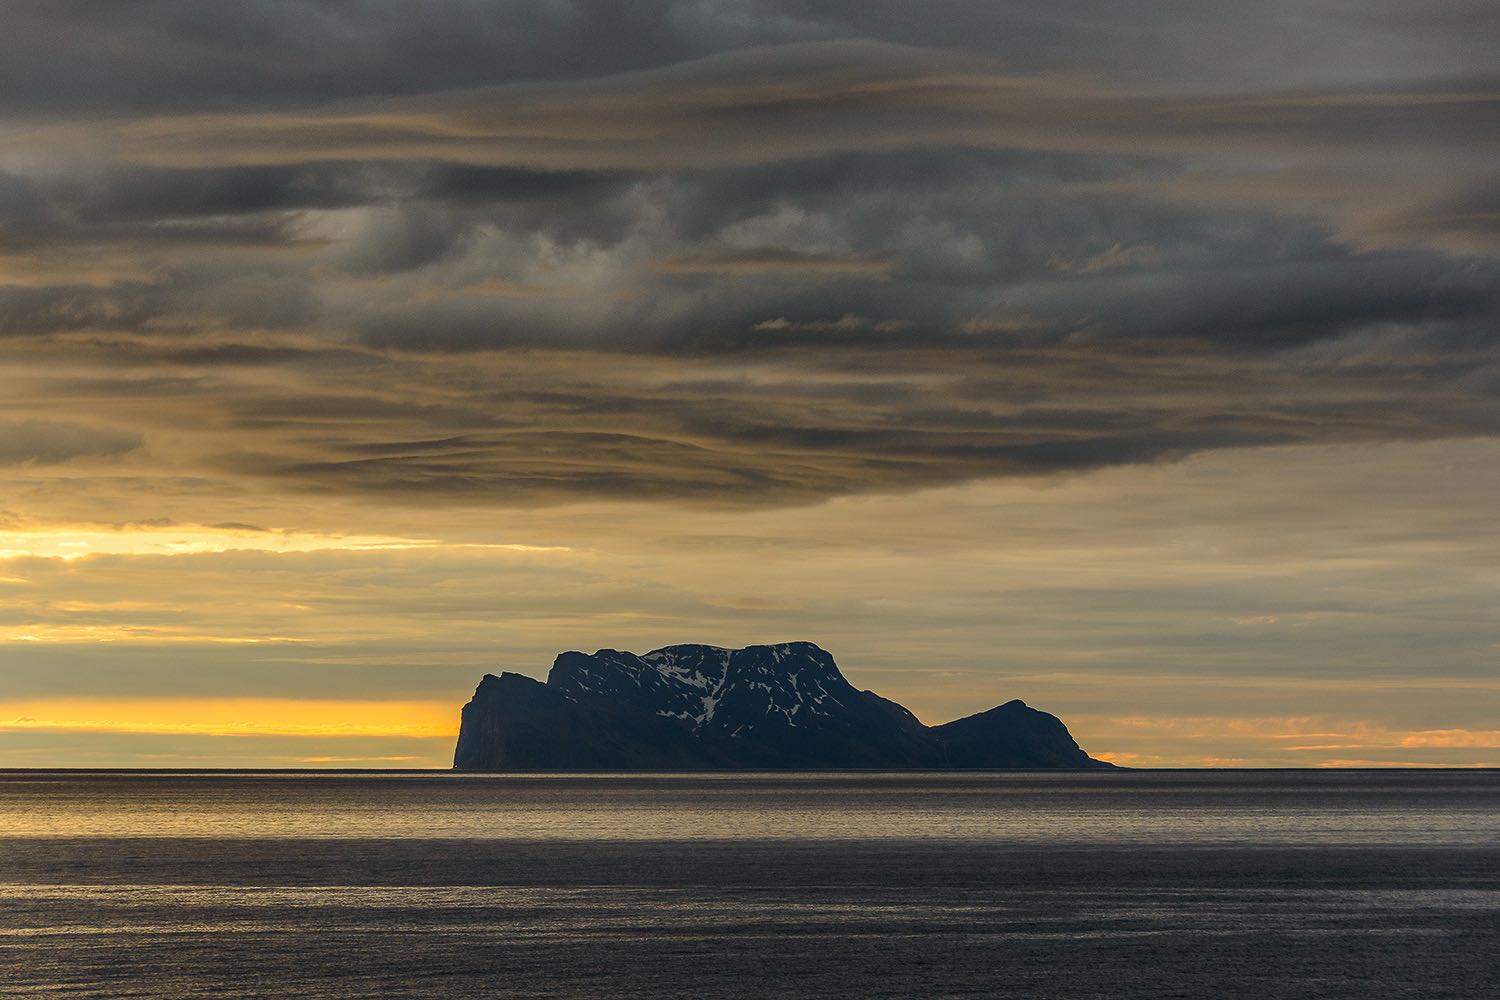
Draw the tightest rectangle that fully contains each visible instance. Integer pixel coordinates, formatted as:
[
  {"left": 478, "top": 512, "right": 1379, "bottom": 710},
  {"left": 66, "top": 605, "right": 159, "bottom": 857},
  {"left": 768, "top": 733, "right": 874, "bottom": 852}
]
[{"left": 2, "top": 770, "right": 1497, "bottom": 998}]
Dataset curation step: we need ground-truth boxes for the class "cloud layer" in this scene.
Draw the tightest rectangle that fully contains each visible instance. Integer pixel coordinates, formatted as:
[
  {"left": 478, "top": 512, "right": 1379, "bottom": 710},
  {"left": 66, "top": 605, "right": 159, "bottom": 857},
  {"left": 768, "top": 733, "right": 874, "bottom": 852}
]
[{"left": 2, "top": 6, "right": 1497, "bottom": 511}]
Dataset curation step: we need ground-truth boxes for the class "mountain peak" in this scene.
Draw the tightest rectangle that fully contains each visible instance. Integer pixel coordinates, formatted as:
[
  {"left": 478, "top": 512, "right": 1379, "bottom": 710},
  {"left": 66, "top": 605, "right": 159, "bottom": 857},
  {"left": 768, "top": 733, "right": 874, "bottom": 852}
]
[{"left": 548, "top": 641, "right": 855, "bottom": 735}]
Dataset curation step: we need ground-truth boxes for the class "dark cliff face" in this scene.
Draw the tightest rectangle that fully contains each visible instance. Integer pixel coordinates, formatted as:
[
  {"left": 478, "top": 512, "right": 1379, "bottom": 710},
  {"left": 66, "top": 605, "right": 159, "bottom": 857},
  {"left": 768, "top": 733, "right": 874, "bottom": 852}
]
[
  {"left": 454, "top": 672, "right": 726, "bottom": 770},
  {"left": 453, "top": 642, "right": 1115, "bottom": 771}
]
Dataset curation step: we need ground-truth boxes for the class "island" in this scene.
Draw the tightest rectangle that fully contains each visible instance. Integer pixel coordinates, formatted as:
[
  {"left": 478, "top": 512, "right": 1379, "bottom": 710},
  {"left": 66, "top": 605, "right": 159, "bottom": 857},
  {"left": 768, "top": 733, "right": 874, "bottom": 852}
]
[{"left": 454, "top": 641, "right": 1114, "bottom": 769}]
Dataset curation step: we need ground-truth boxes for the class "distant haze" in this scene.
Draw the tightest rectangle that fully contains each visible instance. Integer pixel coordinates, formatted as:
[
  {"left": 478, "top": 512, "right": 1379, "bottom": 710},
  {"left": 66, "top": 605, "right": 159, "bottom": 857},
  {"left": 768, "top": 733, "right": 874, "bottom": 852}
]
[{"left": 1, "top": 2, "right": 1497, "bottom": 767}]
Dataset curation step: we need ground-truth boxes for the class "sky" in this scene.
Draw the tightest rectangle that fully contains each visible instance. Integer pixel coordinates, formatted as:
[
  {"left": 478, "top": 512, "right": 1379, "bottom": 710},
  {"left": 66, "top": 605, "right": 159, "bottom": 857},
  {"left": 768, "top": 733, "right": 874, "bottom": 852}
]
[{"left": 1, "top": 1, "right": 1498, "bottom": 768}]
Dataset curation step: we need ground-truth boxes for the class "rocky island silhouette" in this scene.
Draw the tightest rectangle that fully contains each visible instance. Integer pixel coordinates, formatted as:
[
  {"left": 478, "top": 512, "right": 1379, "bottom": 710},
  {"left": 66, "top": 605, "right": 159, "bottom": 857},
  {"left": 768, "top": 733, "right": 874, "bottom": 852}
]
[{"left": 455, "top": 641, "right": 1113, "bottom": 769}]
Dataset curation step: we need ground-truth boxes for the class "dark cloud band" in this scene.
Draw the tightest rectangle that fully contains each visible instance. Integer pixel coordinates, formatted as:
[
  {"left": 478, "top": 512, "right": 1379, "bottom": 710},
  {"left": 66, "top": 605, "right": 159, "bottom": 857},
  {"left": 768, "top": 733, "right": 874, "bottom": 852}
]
[{"left": 0, "top": 2, "right": 1495, "bottom": 510}]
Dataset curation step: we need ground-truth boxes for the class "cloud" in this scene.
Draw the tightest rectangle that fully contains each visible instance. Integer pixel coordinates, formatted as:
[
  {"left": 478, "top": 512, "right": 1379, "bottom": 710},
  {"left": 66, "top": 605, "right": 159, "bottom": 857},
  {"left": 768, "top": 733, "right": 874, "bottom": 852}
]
[
  {"left": 653, "top": 247, "right": 892, "bottom": 278},
  {"left": 3, "top": 3, "right": 1496, "bottom": 114},
  {"left": 5, "top": 311, "right": 1498, "bottom": 509},
  {"left": 0, "top": 421, "right": 142, "bottom": 465},
  {"left": 7, "top": 38, "right": 1489, "bottom": 258},
  {"left": 1398, "top": 729, "right": 1500, "bottom": 749},
  {"left": 1051, "top": 243, "right": 1161, "bottom": 275},
  {"left": 751, "top": 313, "right": 908, "bottom": 333},
  {"left": 0, "top": 519, "right": 571, "bottom": 560}
]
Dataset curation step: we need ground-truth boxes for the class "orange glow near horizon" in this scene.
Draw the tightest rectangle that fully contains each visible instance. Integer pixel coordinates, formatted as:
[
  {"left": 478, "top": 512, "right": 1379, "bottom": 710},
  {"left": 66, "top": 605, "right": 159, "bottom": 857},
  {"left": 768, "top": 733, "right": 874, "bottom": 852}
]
[{"left": 0, "top": 697, "right": 458, "bottom": 739}]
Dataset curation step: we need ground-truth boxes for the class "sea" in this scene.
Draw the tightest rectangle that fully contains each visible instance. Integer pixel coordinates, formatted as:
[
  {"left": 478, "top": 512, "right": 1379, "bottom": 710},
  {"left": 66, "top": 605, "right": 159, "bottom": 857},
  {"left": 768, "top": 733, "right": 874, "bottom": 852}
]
[{"left": 2, "top": 769, "right": 1497, "bottom": 998}]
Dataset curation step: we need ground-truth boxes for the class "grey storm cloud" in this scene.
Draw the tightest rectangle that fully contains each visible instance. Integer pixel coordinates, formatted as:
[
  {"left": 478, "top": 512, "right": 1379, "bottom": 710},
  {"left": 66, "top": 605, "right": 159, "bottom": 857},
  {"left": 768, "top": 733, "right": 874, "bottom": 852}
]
[
  {"left": 3, "top": 2, "right": 1497, "bottom": 115},
  {"left": 0, "top": 1, "right": 1496, "bottom": 508}
]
